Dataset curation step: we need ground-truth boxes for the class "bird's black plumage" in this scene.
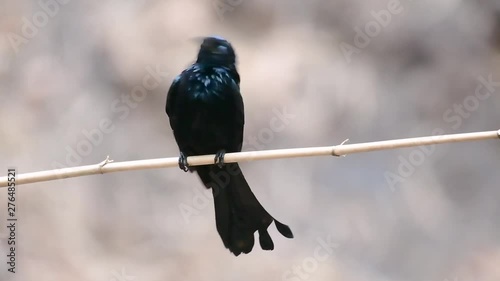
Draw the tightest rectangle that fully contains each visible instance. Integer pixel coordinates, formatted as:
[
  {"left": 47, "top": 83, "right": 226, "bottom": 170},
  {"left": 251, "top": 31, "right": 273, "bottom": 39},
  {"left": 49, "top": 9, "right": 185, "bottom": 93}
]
[{"left": 165, "top": 36, "right": 293, "bottom": 256}]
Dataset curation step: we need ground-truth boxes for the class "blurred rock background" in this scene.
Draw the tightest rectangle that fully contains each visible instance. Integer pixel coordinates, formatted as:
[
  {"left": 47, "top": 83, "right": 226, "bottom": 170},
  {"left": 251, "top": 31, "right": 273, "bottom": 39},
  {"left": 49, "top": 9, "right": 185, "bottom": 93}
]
[{"left": 0, "top": 0, "right": 499, "bottom": 280}]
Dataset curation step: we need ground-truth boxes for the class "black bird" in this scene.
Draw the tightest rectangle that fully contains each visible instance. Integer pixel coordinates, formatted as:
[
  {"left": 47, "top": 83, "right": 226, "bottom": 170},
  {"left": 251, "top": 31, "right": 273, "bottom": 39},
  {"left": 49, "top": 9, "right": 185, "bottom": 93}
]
[{"left": 165, "top": 36, "right": 293, "bottom": 256}]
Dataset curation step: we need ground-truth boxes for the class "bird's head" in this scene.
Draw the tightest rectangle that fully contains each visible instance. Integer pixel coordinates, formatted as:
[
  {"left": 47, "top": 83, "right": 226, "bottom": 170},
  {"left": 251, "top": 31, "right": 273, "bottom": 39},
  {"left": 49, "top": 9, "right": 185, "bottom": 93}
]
[{"left": 196, "top": 36, "right": 236, "bottom": 66}]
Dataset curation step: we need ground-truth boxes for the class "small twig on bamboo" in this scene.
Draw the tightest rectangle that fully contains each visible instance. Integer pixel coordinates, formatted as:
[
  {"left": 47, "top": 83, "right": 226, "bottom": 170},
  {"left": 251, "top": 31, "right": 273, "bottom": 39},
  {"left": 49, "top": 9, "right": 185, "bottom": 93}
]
[
  {"left": 98, "top": 155, "right": 114, "bottom": 174},
  {"left": 333, "top": 138, "right": 350, "bottom": 157}
]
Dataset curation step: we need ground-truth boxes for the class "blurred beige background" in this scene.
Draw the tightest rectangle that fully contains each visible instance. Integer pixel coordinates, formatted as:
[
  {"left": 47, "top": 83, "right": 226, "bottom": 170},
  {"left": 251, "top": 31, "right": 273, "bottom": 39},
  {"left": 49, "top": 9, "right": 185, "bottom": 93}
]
[{"left": 1, "top": 0, "right": 500, "bottom": 280}]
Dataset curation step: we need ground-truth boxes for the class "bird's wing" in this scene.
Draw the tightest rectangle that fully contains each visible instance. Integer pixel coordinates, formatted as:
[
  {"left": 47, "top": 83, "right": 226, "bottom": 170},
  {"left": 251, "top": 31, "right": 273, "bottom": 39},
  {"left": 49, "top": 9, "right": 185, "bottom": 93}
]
[
  {"left": 165, "top": 75, "right": 181, "bottom": 117},
  {"left": 165, "top": 72, "right": 184, "bottom": 135},
  {"left": 229, "top": 79, "right": 245, "bottom": 151}
]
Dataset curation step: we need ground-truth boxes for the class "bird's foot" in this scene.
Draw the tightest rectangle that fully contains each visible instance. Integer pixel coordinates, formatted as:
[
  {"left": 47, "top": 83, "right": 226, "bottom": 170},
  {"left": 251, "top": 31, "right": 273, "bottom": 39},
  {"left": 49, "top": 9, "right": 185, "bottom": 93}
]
[
  {"left": 214, "top": 150, "right": 226, "bottom": 168},
  {"left": 178, "top": 152, "right": 189, "bottom": 172}
]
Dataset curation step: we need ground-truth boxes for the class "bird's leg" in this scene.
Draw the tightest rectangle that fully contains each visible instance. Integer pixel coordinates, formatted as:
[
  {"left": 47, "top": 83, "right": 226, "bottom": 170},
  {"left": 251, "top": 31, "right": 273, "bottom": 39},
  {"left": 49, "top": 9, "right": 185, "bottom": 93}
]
[
  {"left": 178, "top": 152, "right": 190, "bottom": 172},
  {"left": 214, "top": 149, "right": 226, "bottom": 168}
]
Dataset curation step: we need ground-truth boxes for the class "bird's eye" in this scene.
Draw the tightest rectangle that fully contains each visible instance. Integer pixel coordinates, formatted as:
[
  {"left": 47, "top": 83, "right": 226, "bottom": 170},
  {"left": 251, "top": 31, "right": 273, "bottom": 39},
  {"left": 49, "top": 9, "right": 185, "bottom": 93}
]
[{"left": 214, "top": 45, "right": 228, "bottom": 54}]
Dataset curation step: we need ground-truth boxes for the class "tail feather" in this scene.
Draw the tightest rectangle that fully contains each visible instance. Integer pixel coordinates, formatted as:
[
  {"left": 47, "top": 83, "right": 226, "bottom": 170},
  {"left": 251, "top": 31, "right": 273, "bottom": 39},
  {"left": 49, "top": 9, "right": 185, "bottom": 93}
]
[
  {"left": 196, "top": 163, "right": 293, "bottom": 255},
  {"left": 258, "top": 229, "right": 274, "bottom": 250},
  {"left": 275, "top": 219, "right": 294, "bottom": 239}
]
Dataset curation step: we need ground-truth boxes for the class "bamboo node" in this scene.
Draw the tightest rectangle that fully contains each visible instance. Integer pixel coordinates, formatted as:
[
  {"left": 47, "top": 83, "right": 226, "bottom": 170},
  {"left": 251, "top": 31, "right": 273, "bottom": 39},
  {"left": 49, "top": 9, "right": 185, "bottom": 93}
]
[
  {"left": 332, "top": 138, "right": 349, "bottom": 157},
  {"left": 98, "top": 156, "right": 114, "bottom": 174}
]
